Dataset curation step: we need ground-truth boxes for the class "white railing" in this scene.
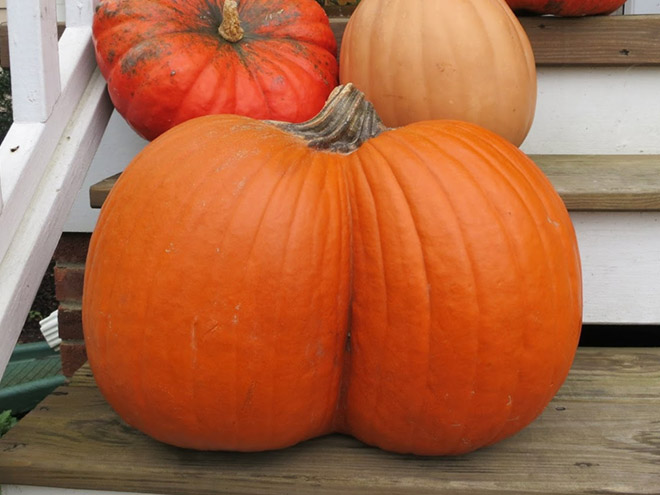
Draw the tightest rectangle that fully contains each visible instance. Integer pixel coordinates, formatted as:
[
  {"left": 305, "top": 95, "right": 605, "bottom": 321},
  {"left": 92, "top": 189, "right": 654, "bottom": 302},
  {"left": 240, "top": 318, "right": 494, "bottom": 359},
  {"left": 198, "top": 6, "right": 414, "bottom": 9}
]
[{"left": 0, "top": 0, "right": 112, "bottom": 378}]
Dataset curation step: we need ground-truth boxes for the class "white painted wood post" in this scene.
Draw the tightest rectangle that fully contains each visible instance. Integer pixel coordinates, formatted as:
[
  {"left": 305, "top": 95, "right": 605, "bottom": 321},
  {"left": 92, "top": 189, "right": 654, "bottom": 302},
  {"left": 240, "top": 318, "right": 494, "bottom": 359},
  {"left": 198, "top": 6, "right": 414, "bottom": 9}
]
[
  {"left": 6, "top": 0, "right": 61, "bottom": 122},
  {"left": 0, "top": 0, "right": 112, "bottom": 380},
  {"left": 624, "top": 0, "right": 660, "bottom": 13},
  {"left": 65, "top": 0, "right": 97, "bottom": 27}
]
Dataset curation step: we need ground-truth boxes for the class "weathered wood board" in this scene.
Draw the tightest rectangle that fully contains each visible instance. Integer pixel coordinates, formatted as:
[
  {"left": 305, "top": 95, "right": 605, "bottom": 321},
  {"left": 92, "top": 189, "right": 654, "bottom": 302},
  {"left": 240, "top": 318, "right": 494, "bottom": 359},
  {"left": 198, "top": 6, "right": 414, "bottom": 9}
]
[
  {"left": 88, "top": 155, "right": 660, "bottom": 211},
  {"left": 532, "top": 154, "right": 660, "bottom": 211},
  {"left": 3, "top": 14, "right": 660, "bottom": 68},
  {"left": 328, "top": 14, "right": 660, "bottom": 66},
  {"left": 1, "top": 348, "right": 659, "bottom": 494}
]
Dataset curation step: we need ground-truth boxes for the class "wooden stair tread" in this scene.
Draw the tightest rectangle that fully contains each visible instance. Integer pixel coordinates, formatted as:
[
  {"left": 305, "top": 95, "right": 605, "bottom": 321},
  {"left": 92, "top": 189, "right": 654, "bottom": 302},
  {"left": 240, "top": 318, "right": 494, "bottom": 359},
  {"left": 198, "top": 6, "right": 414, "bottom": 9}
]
[
  {"left": 4, "top": 14, "right": 660, "bottom": 69},
  {"left": 89, "top": 155, "right": 660, "bottom": 211},
  {"left": 328, "top": 14, "right": 660, "bottom": 66},
  {"left": 534, "top": 154, "right": 660, "bottom": 210},
  {"left": 0, "top": 347, "right": 658, "bottom": 494}
]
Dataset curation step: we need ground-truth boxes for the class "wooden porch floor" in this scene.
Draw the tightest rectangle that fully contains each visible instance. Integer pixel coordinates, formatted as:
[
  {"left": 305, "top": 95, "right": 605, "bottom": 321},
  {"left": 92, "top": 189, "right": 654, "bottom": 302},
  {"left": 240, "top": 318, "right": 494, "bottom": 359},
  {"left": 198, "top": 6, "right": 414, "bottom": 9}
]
[{"left": 0, "top": 348, "right": 658, "bottom": 494}]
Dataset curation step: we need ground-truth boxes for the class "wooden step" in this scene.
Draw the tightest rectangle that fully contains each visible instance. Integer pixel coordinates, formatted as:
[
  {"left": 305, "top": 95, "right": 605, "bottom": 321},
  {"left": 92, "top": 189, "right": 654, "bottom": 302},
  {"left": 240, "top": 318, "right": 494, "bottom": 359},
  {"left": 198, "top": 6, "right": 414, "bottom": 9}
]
[
  {"left": 329, "top": 14, "right": 660, "bottom": 66},
  {"left": 4, "top": 14, "right": 660, "bottom": 68},
  {"left": 1, "top": 348, "right": 658, "bottom": 494},
  {"left": 89, "top": 154, "right": 660, "bottom": 211}
]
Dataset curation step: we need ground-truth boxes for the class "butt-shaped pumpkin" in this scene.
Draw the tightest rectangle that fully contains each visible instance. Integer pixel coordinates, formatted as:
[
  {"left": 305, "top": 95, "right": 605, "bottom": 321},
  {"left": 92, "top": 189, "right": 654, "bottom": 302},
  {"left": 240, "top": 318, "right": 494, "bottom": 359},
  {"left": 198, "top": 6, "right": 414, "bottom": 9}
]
[{"left": 83, "top": 85, "right": 582, "bottom": 455}]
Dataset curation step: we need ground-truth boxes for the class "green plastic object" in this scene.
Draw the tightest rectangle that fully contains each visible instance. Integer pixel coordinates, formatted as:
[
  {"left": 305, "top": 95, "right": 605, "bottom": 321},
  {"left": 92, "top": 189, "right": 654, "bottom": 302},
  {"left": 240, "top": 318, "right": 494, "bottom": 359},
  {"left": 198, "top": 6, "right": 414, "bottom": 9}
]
[{"left": 0, "top": 342, "right": 66, "bottom": 415}]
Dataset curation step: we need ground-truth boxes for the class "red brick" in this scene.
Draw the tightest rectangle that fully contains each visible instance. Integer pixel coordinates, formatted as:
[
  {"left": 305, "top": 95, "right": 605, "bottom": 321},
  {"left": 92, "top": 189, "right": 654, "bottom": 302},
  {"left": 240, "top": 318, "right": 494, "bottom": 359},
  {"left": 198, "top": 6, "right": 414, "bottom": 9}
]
[
  {"left": 60, "top": 340, "right": 87, "bottom": 377},
  {"left": 54, "top": 264, "right": 85, "bottom": 302},
  {"left": 53, "top": 233, "right": 91, "bottom": 264},
  {"left": 58, "top": 302, "right": 83, "bottom": 340}
]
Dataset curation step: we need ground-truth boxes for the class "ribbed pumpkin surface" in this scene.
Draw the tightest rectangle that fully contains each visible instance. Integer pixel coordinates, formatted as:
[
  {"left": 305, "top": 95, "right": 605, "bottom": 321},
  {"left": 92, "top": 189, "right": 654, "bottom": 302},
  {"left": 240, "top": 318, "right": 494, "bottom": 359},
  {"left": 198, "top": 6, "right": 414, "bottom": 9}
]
[
  {"left": 344, "top": 124, "right": 581, "bottom": 454},
  {"left": 339, "top": 0, "right": 537, "bottom": 146},
  {"left": 83, "top": 100, "right": 581, "bottom": 455},
  {"left": 93, "top": 0, "right": 338, "bottom": 140}
]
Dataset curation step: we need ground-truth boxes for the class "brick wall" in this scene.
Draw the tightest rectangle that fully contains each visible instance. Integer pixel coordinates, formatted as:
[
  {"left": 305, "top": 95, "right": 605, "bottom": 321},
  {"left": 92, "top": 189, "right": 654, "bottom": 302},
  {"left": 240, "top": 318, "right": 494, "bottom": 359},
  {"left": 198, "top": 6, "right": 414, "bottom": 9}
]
[{"left": 53, "top": 233, "right": 91, "bottom": 377}]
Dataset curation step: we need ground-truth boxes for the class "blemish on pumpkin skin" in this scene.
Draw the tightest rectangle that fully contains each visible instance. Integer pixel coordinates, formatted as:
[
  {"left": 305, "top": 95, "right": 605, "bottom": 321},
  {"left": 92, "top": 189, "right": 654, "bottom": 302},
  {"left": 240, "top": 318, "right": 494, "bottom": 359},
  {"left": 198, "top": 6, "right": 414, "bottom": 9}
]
[
  {"left": 120, "top": 41, "right": 165, "bottom": 75},
  {"left": 241, "top": 383, "right": 256, "bottom": 411},
  {"left": 233, "top": 177, "right": 248, "bottom": 196},
  {"left": 232, "top": 304, "right": 241, "bottom": 325}
]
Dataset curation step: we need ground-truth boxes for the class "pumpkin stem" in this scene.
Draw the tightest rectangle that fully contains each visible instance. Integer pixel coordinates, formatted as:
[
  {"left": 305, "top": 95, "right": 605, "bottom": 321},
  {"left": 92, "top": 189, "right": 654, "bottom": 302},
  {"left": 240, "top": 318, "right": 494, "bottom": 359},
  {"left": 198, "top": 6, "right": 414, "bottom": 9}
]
[
  {"left": 274, "top": 84, "right": 387, "bottom": 153},
  {"left": 218, "top": 0, "right": 244, "bottom": 43}
]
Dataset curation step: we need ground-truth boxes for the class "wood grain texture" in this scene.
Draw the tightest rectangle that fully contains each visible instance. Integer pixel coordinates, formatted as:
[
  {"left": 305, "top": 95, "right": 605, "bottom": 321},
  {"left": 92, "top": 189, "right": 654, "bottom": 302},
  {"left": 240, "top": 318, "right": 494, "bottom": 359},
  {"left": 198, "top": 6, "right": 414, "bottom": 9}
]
[
  {"left": 88, "top": 155, "right": 660, "bottom": 211},
  {"left": 88, "top": 173, "right": 120, "bottom": 209},
  {"left": 3, "top": 12, "right": 660, "bottom": 69},
  {"left": 518, "top": 15, "right": 660, "bottom": 66},
  {"left": 0, "top": 22, "right": 8, "bottom": 68},
  {"left": 330, "top": 14, "right": 660, "bottom": 66},
  {"left": 533, "top": 155, "right": 660, "bottom": 211},
  {"left": 1, "top": 348, "right": 659, "bottom": 494}
]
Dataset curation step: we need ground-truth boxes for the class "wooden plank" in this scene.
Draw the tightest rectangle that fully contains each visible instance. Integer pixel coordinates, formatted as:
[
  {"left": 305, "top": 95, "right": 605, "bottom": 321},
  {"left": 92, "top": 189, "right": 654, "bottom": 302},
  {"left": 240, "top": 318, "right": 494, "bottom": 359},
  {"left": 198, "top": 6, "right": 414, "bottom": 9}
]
[
  {"left": 88, "top": 172, "right": 119, "bottom": 209},
  {"left": 0, "top": 348, "right": 659, "bottom": 495},
  {"left": 5, "top": 14, "right": 659, "bottom": 69},
  {"left": 533, "top": 154, "right": 660, "bottom": 211},
  {"left": 329, "top": 15, "right": 660, "bottom": 66},
  {"left": 2, "top": 487, "right": 158, "bottom": 495},
  {"left": 0, "top": 22, "right": 7, "bottom": 68},
  {"left": 88, "top": 155, "right": 660, "bottom": 212},
  {"left": 555, "top": 348, "right": 660, "bottom": 399},
  {"left": 518, "top": 15, "right": 660, "bottom": 65}
]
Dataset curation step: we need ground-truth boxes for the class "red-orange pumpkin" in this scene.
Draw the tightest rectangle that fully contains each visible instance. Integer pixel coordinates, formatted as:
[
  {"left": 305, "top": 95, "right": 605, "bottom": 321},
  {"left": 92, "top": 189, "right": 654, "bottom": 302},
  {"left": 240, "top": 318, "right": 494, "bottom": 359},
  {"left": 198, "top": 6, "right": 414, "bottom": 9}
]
[
  {"left": 506, "top": 0, "right": 626, "bottom": 16},
  {"left": 339, "top": 0, "right": 537, "bottom": 147},
  {"left": 83, "top": 85, "right": 582, "bottom": 455},
  {"left": 92, "top": 0, "right": 338, "bottom": 141}
]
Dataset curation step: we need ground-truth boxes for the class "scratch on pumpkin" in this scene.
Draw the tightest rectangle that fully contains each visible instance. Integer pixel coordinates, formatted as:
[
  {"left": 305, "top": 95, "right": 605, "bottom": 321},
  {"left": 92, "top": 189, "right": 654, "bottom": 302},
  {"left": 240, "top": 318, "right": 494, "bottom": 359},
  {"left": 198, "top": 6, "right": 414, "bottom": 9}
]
[{"left": 232, "top": 303, "right": 241, "bottom": 325}]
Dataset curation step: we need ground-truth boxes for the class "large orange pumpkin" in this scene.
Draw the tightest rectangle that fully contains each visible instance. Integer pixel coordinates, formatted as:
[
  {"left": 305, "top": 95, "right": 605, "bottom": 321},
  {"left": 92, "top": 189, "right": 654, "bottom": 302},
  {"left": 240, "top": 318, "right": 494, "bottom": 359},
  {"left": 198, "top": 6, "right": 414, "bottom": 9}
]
[
  {"left": 92, "top": 0, "right": 338, "bottom": 141},
  {"left": 83, "top": 85, "right": 582, "bottom": 455},
  {"left": 339, "top": 0, "right": 537, "bottom": 147}
]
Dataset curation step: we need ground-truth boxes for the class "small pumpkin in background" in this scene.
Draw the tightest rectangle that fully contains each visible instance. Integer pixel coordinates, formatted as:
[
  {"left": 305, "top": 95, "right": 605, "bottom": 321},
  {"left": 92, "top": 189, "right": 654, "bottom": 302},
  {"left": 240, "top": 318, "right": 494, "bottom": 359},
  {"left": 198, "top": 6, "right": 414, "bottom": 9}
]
[
  {"left": 339, "top": 0, "right": 537, "bottom": 147},
  {"left": 93, "top": 0, "right": 338, "bottom": 141},
  {"left": 506, "top": 0, "right": 626, "bottom": 16},
  {"left": 83, "top": 85, "right": 582, "bottom": 456}
]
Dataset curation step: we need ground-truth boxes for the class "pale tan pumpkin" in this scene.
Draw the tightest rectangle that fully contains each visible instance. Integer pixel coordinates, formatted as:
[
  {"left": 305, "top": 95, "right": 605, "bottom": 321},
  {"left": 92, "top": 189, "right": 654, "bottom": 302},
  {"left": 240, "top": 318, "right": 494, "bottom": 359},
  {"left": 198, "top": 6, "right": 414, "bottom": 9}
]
[{"left": 339, "top": 0, "right": 537, "bottom": 146}]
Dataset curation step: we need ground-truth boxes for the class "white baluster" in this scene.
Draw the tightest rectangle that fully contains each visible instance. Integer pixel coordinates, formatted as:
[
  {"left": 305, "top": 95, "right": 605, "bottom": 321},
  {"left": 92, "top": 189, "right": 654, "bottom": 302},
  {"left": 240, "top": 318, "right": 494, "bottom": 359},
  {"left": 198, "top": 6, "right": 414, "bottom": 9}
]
[
  {"left": 65, "top": 0, "right": 98, "bottom": 27},
  {"left": 7, "top": 0, "right": 61, "bottom": 122}
]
